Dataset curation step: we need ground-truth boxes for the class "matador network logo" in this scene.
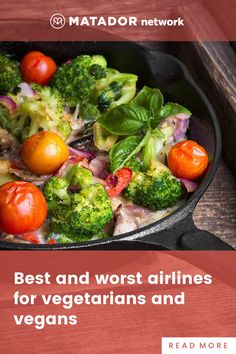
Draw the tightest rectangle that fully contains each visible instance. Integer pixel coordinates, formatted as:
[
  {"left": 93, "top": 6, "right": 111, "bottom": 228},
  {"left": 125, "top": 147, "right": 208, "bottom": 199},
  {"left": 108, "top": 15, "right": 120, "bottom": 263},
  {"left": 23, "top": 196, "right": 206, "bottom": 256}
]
[{"left": 50, "top": 13, "right": 66, "bottom": 29}]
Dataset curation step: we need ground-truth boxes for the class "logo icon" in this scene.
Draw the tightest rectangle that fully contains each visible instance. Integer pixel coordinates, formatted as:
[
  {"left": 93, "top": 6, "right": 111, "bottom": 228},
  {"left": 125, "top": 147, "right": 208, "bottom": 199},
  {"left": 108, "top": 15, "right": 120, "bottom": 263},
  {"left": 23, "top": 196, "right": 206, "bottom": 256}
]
[{"left": 50, "top": 13, "right": 66, "bottom": 29}]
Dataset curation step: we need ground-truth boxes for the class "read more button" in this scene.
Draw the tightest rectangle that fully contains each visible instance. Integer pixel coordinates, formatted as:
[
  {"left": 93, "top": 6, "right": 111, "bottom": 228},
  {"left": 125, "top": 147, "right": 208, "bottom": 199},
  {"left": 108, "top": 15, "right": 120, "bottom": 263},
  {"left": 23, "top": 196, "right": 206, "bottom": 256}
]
[{"left": 162, "top": 338, "right": 236, "bottom": 354}]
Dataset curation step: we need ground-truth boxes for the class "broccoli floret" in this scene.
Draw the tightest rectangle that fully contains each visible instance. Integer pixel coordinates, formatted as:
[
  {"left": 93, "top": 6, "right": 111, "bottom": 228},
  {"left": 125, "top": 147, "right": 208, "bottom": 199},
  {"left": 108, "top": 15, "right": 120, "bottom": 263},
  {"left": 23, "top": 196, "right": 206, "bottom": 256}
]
[
  {"left": 5, "top": 85, "right": 72, "bottom": 142},
  {"left": 43, "top": 176, "right": 70, "bottom": 213},
  {"left": 0, "top": 54, "right": 21, "bottom": 95},
  {"left": 95, "top": 69, "right": 137, "bottom": 111},
  {"left": 69, "top": 184, "right": 112, "bottom": 237},
  {"left": 52, "top": 55, "right": 137, "bottom": 112},
  {"left": 56, "top": 120, "right": 72, "bottom": 140},
  {"left": 52, "top": 55, "right": 107, "bottom": 108},
  {"left": 67, "top": 165, "right": 93, "bottom": 188},
  {"left": 44, "top": 175, "right": 113, "bottom": 241},
  {"left": 124, "top": 171, "right": 184, "bottom": 211},
  {"left": 79, "top": 102, "right": 101, "bottom": 121},
  {"left": 35, "top": 86, "right": 64, "bottom": 113}
]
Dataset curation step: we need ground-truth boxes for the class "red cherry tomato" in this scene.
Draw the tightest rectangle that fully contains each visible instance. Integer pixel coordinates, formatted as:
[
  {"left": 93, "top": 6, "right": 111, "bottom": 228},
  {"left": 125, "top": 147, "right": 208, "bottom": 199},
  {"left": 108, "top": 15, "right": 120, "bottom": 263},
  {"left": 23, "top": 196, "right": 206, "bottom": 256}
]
[
  {"left": 47, "top": 239, "right": 56, "bottom": 245},
  {"left": 168, "top": 140, "right": 209, "bottom": 180},
  {"left": 106, "top": 168, "right": 133, "bottom": 198},
  {"left": 21, "top": 232, "right": 39, "bottom": 244},
  {"left": 0, "top": 181, "right": 47, "bottom": 235},
  {"left": 20, "top": 51, "right": 57, "bottom": 85}
]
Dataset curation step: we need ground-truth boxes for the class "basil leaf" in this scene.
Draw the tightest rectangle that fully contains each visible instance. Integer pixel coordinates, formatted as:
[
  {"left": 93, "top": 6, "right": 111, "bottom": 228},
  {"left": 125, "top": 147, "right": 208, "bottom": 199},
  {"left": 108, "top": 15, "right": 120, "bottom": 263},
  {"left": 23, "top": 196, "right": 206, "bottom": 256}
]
[
  {"left": 97, "top": 103, "right": 148, "bottom": 135},
  {"left": 110, "top": 136, "right": 142, "bottom": 173},
  {"left": 156, "top": 102, "right": 191, "bottom": 121},
  {"left": 133, "top": 86, "right": 164, "bottom": 118},
  {"left": 110, "top": 130, "right": 151, "bottom": 172}
]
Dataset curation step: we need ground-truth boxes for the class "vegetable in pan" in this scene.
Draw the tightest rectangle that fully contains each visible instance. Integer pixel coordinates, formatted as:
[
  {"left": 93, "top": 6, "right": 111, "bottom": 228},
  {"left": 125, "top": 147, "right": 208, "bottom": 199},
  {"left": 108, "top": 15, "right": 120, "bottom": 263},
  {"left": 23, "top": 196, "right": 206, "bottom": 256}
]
[
  {"left": 20, "top": 131, "right": 69, "bottom": 175},
  {"left": 44, "top": 177, "right": 113, "bottom": 242},
  {"left": 20, "top": 51, "right": 57, "bottom": 86},
  {"left": 0, "top": 181, "right": 47, "bottom": 235},
  {"left": 0, "top": 53, "right": 21, "bottom": 95},
  {"left": 52, "top": 54, "right": 137, "bottom": 119},
  {"left": 0, "top": 50, "right": 209, "bottom": 244},
  {"left": 52, "top": 54, "right": 106, "bottom": 108},
  {"left": 1, "top": 85, "right": 72, "bottom": 142},
  {"left": 124, "top": 171, "right": 185, "bottom": 211}
]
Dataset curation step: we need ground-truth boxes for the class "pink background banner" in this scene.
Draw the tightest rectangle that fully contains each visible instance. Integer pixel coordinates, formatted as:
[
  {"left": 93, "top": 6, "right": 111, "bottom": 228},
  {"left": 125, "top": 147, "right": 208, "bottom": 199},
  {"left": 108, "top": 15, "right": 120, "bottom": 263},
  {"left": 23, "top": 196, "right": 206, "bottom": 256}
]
[
  {"left": 0, "top": 251, "right": 235, "bottom": 353},
  {"left": 0, "top": 0, "right": 235, "bottom": 41}
]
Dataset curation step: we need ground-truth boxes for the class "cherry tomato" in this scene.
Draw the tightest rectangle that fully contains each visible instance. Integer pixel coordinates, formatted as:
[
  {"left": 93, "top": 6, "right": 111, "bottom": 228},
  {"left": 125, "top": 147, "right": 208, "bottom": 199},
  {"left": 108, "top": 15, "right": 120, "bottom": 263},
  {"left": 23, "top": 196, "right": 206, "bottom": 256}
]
[
  {"left": 47, "top": 239, "right": 56, "bottom": 245},
  {"left": 20, "top": 131, "right": 69, "bottom": 175},
  {"left": 20, "top": 51, "right": 57, "bottom": 85},
  {"left": 168, "top": 140, "right": 209, "bottom": 180},
  {"left": 21, "top": 232, "right": 39, "bottom": 244},
  {"left": 0, "top": 181, "right": 47, "bottom": 235},
  {"left": 106, "top": 168, "right": 133, "bottom": 198}
]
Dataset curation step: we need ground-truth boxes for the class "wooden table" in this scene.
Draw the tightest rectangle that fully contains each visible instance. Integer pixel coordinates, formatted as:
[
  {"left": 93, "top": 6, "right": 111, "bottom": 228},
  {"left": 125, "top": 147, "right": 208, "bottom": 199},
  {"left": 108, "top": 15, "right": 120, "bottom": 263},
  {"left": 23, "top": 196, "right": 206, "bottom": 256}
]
[
  {"left": 170, "top": 41, "right": 236, "bottom": 249},
  {"left": 194, "top": 160, "right": 236, "bottom": 249}
]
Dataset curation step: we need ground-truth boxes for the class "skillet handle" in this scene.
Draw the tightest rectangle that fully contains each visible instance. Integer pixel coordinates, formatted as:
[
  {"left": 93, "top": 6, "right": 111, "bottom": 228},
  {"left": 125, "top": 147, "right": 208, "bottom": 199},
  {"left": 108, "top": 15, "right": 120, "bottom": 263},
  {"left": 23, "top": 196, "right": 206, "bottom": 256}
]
[
  {"left": 179, "top": 228, "right": 233, "bottom": 250},
  {"left": 133, "top": 215, "right": 233, "bottom": 250}
]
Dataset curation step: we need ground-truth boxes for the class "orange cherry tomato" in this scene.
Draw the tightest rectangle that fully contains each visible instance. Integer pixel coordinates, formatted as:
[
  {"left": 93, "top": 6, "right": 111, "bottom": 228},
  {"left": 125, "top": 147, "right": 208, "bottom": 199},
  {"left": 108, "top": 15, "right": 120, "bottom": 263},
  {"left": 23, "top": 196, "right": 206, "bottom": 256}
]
[
  {"left": 20, "top": 131, "right": 69, "bottom": 175},
  {"left": 168, "top": 140, "right": 209, "bottom": 180},
  {"left": 20, "top": 51, "right": 57, "bottom": 85},
  {"left": 106, "top": 168, "right": 133, "bottom": 198},
  {"left": 0, "top": 181, "right": 47, "bottom": 235}
]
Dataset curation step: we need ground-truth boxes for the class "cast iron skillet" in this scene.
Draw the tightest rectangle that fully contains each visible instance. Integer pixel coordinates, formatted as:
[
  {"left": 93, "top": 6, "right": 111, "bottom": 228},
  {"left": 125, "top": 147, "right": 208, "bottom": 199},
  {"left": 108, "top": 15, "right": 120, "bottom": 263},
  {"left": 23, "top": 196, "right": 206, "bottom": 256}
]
[{"left": 0, "top": 41, "right": 232, "bottom": 250}]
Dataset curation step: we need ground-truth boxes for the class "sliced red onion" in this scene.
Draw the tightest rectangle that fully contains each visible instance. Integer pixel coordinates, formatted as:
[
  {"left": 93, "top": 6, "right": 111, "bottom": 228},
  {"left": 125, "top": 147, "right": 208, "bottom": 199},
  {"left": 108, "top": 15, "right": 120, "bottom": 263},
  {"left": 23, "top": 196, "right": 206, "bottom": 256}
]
[
  {"left": 160, "top": 113, "right": 190, "bottom": 143},
  {"left": 126, "top": 204, "right": 151, "bottom": 217},
  {"left": 18, "top": 82, "right": 37, "bottom": 98},
  {"left": 0, "top": 234, "right": 31, "bottom": 244},
  {"left": 175, "top": 113, "right": 191, "bottom": 120},
  {"left": 173, "top": 119, "right": 190, "bottom": 142},
  {"left": 69, "top": 146, "right": 95, "bottom": 160},
  {"left": 55, "top": 156, "right": 79, "bottom": 177},
  {"left": 113, "top": 205, "right": 138, "bottom": 236},
  {"left": 99, "top": 169, "right": 109, "bottom": 180},
  {"left": 88, "top": 156, "right": 108, "bottom": 177},
  {"left": 104, "top": 219, "right": 116, "bottom": 233},
  {"left": 0, "top": 96, "right": 17, "bottom": 114},
  {"left": 180, "top": 178, "right": 199, "bottom": 193},
  {"left": 9, "top": 168, "right": 50, "bottom": 186},
  {"left": 92, "top": 176, "right": 107, "bottom": 186}
]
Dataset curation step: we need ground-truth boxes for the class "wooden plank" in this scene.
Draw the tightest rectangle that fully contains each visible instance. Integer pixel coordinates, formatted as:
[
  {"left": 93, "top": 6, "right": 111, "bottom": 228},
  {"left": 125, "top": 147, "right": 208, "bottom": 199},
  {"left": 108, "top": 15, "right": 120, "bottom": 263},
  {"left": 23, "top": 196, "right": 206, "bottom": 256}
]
[
  {"left": 194, "top": 160, "right": 236, "bottom": 248},
  {"left": 175, "top": 3, "right": 236, "bottom": 176}
]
